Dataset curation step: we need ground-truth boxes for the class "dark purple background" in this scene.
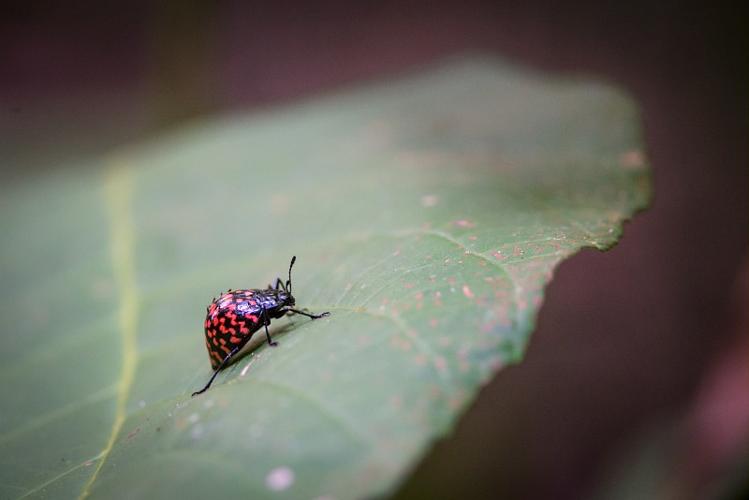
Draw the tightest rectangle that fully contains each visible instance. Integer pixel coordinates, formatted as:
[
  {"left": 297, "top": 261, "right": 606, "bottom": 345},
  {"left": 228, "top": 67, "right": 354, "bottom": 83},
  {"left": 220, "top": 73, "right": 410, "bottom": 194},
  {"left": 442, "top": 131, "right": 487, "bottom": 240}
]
[{"left": 2, "top": 2, "right": 747, "bottom": 498}]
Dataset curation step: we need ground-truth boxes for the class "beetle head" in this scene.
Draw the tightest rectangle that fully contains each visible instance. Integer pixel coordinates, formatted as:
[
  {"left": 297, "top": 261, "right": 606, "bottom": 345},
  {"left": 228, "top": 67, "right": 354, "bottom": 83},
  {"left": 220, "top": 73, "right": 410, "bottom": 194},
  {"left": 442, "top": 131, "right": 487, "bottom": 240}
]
[{"left": 277, "top": 290, "right": 295, "bottom": 308}]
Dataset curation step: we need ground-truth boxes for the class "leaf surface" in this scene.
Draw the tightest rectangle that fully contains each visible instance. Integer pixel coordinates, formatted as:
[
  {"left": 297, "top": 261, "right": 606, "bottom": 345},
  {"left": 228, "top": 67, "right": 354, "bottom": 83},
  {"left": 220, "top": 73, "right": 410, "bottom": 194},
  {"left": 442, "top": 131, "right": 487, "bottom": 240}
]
[{"left": 0, "top": 57, "right": 650, "bottom": 499}]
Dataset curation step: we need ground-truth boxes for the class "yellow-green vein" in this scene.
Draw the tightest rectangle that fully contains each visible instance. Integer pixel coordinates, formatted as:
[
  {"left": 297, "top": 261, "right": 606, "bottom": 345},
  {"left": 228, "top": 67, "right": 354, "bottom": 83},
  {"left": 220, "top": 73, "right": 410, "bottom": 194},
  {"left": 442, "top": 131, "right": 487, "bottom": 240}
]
[
  {"left": 17, "top": 451, "right": 106, "bottom": 500},
  {"left": 79, "top": 166, "right": 139, "bottom": 499}
]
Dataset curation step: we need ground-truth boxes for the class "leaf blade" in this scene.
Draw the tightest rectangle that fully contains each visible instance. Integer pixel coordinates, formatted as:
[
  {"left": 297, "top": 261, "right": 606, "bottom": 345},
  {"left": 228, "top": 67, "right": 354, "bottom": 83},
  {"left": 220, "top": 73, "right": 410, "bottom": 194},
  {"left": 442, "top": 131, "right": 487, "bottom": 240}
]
[{"left": 0, "top": 56, "right": 650, "bottom": 500}]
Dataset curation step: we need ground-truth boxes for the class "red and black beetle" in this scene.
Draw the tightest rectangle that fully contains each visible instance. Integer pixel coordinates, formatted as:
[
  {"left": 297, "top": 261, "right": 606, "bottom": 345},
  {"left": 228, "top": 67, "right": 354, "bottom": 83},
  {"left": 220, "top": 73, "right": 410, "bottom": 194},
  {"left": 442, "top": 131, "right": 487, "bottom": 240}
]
[{"left": 192, "top": 256, "right": 329, "bottom": 396}]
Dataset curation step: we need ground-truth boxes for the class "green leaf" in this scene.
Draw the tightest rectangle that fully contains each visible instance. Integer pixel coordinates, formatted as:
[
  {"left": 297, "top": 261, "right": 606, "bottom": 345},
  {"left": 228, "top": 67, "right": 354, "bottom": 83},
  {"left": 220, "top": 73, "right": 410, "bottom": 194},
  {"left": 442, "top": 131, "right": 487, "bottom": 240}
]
[{"left": 0, "top": 56, "right": 650, "bottom": 500}]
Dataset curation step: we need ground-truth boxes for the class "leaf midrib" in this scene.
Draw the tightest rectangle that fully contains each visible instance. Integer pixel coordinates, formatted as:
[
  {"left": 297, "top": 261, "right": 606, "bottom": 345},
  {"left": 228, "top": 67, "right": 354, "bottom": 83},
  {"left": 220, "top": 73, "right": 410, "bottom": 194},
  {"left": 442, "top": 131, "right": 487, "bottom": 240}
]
[{"left": 78, "top": 166, "right": 139, "bottom": 500}]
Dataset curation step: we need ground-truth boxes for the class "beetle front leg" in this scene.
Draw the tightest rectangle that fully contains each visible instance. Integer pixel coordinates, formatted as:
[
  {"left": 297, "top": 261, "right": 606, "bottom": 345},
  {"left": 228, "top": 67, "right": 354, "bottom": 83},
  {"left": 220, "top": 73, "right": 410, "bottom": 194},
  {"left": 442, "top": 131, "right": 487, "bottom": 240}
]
[
  {"left": 192, "top": 346, "right": 239, "bottom": 396},
  {"left": 284, "top": 308, "right": 330, "bottom": 320}
]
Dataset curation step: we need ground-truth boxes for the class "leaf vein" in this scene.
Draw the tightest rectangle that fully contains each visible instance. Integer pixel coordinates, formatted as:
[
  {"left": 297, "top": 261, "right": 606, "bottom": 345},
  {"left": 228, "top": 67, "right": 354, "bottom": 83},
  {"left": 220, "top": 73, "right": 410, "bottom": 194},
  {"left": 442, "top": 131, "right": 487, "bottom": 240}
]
[
  {"left": 315, "top": 306, "right": 454, "bottom": 385},
  {"left": 0, "top": 385, "right": 116, "bottom": 445},
  {"left": 238, "top": 376, "right": 373, "bottom": 447},
  {"left": 78, "top": 166, "right": 139, "bottom": 500},
  {"left": 15, "top": 452, "right": 105, "bottom": 500}
]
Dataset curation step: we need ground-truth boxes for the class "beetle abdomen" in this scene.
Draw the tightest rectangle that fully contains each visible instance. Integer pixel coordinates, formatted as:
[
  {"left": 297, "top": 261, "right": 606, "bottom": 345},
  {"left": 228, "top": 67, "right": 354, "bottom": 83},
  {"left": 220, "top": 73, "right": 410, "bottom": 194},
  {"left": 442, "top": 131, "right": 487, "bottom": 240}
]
[{"left": 204, "top": 289, "right": 264, "bottom": 368}]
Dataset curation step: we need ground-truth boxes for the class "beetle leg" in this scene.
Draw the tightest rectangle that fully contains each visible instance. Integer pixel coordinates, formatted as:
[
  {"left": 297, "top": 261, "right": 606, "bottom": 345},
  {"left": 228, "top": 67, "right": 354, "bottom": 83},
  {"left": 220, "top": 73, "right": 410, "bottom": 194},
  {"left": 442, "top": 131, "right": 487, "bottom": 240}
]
[
  {"left": 192, "top": 346, "right": 239, "bottom": 396},
  {"left": 263, "top": 310, "right": 278, "bottom": 346},
  {"left": 283, "top": 307, "right": 330, "bottom": 320},
  {"left": 269, "top": 277, "right": 284, "bottom": 290}
]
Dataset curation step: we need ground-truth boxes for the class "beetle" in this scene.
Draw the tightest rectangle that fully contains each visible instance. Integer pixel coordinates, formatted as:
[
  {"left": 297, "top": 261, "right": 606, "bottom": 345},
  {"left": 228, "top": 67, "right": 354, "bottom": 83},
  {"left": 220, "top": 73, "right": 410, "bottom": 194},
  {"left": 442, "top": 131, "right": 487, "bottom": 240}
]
[{"left": 192, "top": 256, "right": 329, "bottom": 396}]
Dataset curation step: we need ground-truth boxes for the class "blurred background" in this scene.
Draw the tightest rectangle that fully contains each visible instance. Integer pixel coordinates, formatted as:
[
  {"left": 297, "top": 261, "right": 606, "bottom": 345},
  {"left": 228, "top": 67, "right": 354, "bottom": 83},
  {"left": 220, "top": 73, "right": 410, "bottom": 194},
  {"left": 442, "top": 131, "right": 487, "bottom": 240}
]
[{"left": 2, "top": 1, "right": 747, "bottom": 498}]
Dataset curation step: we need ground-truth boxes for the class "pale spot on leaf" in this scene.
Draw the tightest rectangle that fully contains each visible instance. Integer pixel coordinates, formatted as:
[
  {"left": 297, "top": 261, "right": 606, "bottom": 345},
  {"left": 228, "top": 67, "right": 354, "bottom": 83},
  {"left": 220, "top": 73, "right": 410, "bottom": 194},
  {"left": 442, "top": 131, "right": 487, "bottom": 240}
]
[{"left": 266, "top": 466, "right": 295, "bottom": 491}]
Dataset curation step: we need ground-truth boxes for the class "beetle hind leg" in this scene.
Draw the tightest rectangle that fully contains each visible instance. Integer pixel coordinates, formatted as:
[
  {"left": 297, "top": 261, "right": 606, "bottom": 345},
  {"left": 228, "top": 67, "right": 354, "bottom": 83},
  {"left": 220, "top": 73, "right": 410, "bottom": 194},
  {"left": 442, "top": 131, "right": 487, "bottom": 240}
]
[{"left": 192, "top": 346, "right": 240, "bottom": 396}]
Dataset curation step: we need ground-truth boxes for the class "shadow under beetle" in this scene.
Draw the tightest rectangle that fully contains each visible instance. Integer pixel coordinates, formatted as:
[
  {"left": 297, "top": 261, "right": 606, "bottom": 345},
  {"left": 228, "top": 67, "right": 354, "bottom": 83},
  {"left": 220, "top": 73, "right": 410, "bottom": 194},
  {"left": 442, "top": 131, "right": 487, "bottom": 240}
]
[{"left": 192, "top": 256, "right": 329, "bottom": 396}]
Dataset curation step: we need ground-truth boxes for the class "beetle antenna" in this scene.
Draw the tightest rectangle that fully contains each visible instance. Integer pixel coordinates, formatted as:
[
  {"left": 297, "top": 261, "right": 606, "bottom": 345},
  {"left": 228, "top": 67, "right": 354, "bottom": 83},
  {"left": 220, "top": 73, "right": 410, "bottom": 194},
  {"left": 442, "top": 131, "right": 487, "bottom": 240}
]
[{"left": 286, "top": 255, "right": 296, "bottom": 293}]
